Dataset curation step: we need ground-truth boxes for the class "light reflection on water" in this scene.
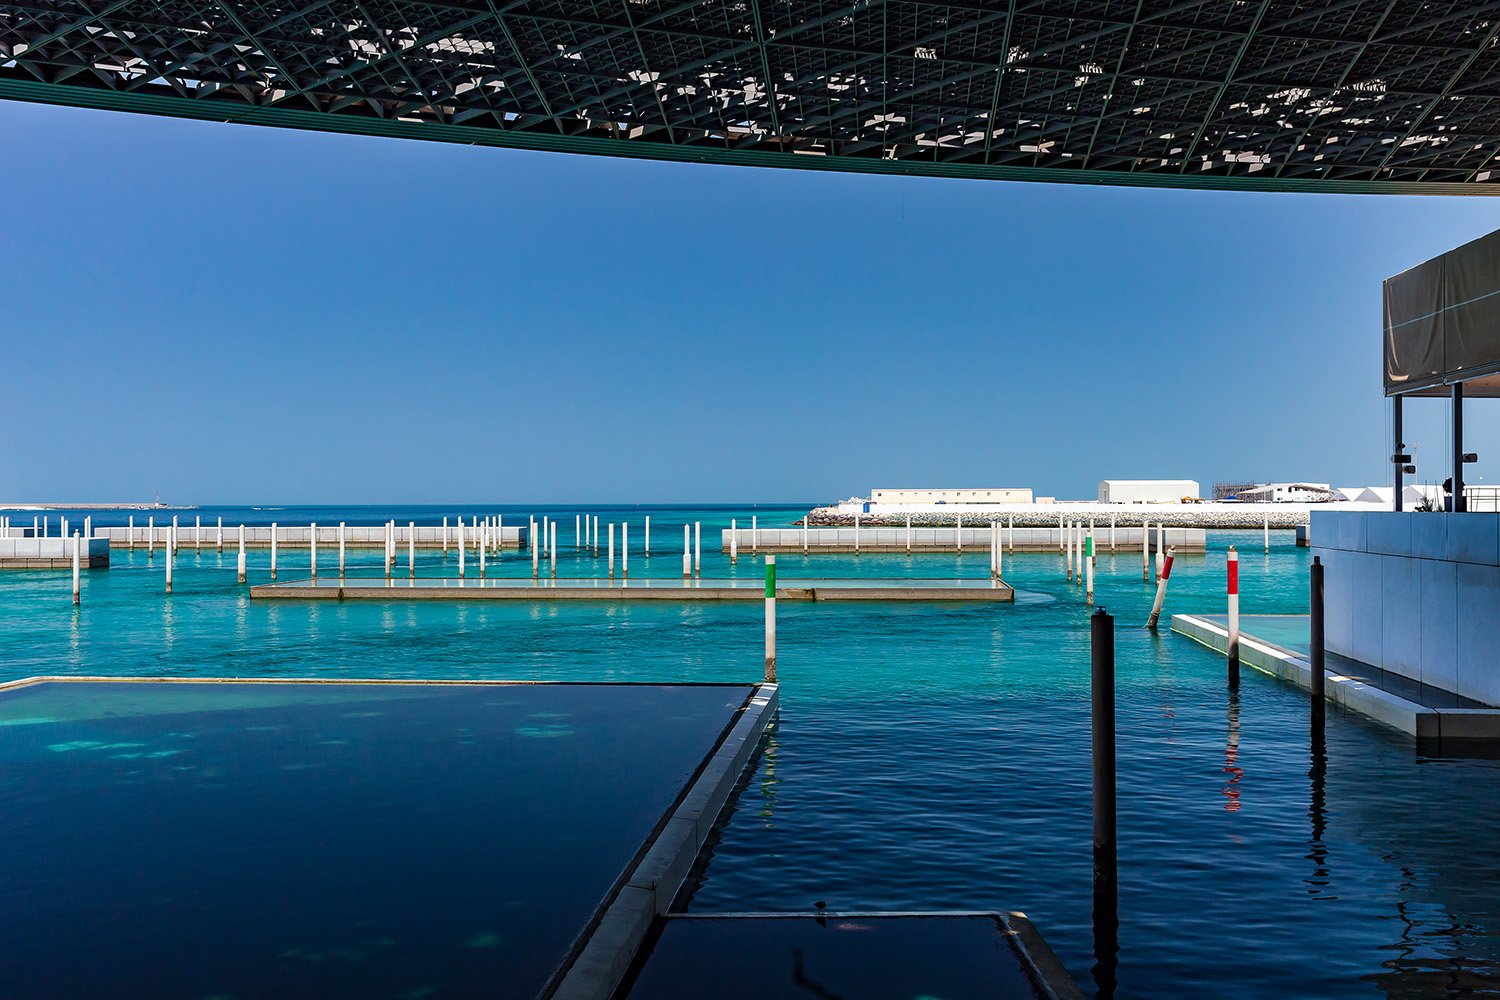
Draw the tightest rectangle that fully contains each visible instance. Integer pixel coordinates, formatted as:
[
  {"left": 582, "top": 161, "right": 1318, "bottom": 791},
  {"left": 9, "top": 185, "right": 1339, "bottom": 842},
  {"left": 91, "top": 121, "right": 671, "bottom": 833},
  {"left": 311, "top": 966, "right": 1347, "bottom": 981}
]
[{"left": 2, "top": 511, "right": 1499, "bottom": 997}]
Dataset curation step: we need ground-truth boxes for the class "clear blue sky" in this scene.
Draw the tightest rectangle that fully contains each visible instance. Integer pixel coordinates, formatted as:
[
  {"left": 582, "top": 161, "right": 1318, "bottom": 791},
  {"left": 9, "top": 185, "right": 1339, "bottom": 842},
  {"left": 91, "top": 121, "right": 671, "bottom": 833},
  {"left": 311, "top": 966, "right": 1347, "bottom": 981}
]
[{"left": 5, "top": 100, "right": 1500, "bottom": 504}]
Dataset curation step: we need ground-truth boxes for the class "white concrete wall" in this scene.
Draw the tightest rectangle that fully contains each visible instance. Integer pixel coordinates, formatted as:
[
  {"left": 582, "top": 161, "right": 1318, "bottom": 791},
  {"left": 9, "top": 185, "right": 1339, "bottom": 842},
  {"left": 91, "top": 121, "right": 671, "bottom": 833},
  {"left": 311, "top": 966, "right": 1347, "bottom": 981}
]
[
  {"left": 0, "top": 538, "right": 109, "bottom": 560},
  {"left": 1097, "top": 480, "right": 1201, "bottom": 503},
  {"left": 96, "top": 524, "right": 525, "bottom": 547},
  {"left": 1313, "top": 510, "right": 1500, "bottom": 706},
  {"left": 869, "top": 488, "right": 1034, "bottom": 504},
  {"left": 722, "top": 526, "right": 1205, "bottom": 551}
]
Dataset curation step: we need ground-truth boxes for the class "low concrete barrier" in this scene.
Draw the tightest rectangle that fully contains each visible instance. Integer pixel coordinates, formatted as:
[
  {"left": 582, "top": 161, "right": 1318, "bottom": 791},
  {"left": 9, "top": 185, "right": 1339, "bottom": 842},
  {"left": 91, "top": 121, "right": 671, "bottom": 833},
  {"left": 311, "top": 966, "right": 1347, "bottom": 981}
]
[
  {"left": 721, "top": 525, "right": 1205, "bottom": 553},
  {"left": 0, "top": 537, "right": 109, "bottom": 569},
  {"left": 96, "top": 524, "right": 525, "bottom": 549}
]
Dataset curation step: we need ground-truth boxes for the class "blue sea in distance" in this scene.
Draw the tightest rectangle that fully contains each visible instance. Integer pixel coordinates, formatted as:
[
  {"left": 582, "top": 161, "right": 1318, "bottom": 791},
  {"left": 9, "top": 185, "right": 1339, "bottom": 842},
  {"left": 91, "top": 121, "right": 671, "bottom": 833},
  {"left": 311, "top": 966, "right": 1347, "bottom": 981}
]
[{"left": 3, "top": 503, "right": 1499, "bottom": 999}]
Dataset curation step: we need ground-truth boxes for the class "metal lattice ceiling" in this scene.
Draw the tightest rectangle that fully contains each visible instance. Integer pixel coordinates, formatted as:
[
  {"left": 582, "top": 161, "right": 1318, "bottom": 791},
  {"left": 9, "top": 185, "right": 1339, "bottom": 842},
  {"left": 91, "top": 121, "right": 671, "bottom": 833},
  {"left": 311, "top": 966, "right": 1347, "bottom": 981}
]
[{"left": 4, "top": 0, "right": 1500, "bottom": 192}]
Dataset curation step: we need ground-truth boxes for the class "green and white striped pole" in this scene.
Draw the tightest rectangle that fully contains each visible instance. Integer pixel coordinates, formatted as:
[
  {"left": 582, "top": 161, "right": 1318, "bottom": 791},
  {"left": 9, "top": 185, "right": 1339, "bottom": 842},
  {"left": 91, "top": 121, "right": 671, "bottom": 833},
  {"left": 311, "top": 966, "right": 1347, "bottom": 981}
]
[
  {"left": 764, "top": 555, "right": 777, "bottom": 683},
  {"left": 1085, "top": 530, "right": 1095, "bottom": 604}
]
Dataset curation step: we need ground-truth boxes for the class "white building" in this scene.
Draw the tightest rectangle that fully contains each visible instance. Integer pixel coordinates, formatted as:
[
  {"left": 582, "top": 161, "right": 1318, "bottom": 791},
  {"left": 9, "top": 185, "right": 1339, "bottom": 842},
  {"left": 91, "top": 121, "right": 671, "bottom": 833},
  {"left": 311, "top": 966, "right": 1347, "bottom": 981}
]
[
  {"left": 1236, "top": 483, "right": 1335, "bottom": 503},
  {"left": 868, "top": 488, "right": 1034, "bottom": 504},
  {"left": 1097, "top": 480, "right": 1200, "bottom": 504}
]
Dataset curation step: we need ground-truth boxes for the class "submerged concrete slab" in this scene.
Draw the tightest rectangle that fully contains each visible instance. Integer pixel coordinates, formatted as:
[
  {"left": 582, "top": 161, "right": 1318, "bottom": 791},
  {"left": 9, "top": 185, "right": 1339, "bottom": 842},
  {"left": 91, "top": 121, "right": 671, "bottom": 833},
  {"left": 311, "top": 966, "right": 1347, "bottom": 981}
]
[
  {"left": 250, "top": 577, "right": 1015, "bottom": 603},
  {"left": 1172, "top": 614, "right": 1500, "bottom": 750},
  {"left": 618, "top": 912, "right": 1084, "bottom": 1000}
]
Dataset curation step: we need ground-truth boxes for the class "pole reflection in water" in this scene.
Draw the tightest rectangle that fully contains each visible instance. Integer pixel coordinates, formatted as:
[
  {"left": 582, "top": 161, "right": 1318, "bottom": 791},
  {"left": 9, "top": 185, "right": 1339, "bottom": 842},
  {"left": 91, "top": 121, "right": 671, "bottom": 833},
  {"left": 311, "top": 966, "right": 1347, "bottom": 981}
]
[
  {"left": 1091, "top": 609, "right": 1118, "bottom": 1000},
  {"left": 1222, "top": 690, "right": 1243, "bottom": 815},
  {"left": 1306, "top": 708, "right": 1329, "bottom": 898}
]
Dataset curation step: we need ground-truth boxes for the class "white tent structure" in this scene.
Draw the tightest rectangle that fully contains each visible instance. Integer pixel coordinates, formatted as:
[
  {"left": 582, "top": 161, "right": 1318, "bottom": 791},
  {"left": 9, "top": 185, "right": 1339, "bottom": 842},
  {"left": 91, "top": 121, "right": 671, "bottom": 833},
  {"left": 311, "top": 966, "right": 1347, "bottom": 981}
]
[{"left": 1336, "top": 486, "right": 1396, "bottom": 505}]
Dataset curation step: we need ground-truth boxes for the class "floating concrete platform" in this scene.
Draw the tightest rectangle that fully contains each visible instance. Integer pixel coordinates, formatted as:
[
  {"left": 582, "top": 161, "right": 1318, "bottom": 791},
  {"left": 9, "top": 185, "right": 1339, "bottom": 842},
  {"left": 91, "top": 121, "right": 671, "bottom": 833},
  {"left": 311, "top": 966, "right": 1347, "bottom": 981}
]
[
  {"left": 1172, "top": 613, "right": 1500, "bottom": 750},
  {"left": 723, "top": 525, "right": 1205, "bottom": 554},
  {"left": 618, "top": 911, "right": 1083, "bottom": 1000},
  {"left": 0, "top": 536, "right": 108, "bottom": 569},
  {"left": 0, "top": 676, "right": 777, "bottom": 1000},
  {"left": 249, "top": 576, "right": 1015, "bottom": 602}
]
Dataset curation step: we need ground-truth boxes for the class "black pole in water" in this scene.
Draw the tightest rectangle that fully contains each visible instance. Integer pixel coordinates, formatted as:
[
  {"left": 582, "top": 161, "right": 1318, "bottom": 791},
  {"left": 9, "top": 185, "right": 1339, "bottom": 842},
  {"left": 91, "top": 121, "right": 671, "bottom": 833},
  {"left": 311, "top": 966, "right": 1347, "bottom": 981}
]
[
  {"left": 1092, "top": 607, "right": 1117, "bottom": 873},
  {"left": 1091, "top": 607, "right": 1119, "bottom": 999},
  {"left": 1309, "top": 556, "right": 1325, "bottom": 708}
]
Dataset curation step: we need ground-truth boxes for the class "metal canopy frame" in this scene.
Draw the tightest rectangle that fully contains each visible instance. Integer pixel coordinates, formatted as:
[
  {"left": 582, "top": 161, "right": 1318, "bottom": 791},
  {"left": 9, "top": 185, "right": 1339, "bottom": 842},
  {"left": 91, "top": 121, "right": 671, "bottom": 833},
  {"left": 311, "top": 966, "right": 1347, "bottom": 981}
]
[{"left": 6, "top": 1, "right": 1500, "bottom": 193}]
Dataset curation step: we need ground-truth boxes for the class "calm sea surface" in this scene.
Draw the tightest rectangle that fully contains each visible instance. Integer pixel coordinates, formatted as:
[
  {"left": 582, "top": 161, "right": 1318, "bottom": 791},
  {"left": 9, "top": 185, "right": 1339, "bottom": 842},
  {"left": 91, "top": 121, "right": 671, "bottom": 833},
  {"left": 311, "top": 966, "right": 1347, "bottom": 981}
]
[{"left": 4, "top": 503, "right": 1499, "bottom": 999}]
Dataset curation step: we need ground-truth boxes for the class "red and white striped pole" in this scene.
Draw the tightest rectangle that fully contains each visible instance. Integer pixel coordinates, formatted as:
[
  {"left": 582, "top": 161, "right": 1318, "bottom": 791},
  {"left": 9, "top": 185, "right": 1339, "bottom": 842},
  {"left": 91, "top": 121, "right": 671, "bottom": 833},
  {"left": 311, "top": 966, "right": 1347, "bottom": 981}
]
[
  {"left": 1227, "top": 546, "right": 1240, "bottom": 688},
  {"left": 1145, "top": 546, "right": 1176, "bottom": 630}
]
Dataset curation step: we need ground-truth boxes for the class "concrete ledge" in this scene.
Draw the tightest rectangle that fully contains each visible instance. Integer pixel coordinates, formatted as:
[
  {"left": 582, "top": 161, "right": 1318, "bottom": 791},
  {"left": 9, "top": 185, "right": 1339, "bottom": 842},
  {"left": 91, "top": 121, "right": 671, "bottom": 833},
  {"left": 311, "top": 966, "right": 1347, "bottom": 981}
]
[
  {"left": 547, "top": 684, "right": 779, "bottom": 1000},
  {"left": 250, "top": 579, "right": 1015, "bottom": 603},
  {"left": 1171, "top": 614, "right": 1500, "bottom": 747}
]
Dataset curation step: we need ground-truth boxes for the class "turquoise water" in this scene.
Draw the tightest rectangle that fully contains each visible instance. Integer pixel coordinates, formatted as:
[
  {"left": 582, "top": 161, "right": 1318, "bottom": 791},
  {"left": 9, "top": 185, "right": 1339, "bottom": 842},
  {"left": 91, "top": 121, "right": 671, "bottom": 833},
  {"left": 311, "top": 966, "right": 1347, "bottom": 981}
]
[
  {"left": 4, "top": 505, "right": 1500, "bottom": 998},
  {"left": 0, "top": 679, "right": 749, "bottom": 999}
]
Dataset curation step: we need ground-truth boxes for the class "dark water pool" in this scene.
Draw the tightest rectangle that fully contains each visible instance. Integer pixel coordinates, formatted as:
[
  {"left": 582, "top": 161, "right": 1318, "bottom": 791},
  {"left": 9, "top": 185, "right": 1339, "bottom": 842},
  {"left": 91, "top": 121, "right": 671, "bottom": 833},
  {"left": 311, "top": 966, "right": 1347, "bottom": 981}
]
[{"left": 0, "top": 680, "right": 751, "bottom": 1000}]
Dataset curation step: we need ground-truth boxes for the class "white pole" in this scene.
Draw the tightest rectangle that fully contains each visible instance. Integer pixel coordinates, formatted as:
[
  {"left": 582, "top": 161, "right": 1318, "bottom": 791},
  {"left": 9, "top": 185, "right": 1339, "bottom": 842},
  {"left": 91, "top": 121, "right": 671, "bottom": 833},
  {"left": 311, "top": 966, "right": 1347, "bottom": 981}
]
[
  {"left": 645, "top": 515, "right": 651, "bottom": 557},
  {"left": 195, "top": 515, "right": 201, "bottom": 550},
  {"left": 694, "top": 522, "right": 701, "bottom": 576},
  {"left": 1156, "top": 523, "right": 1165, "bottom": 579},
  {"left": 310, "top": 522, "right": 318, "bottom": 579},
  {"left": 165, "top": 534, "right": 173, "bottom": 594},
  {"left": 906, "top": 514, "right": 912, "bottom": 553},
  {"left": 576, "top": 514, "right": 582, "bottom": 551},
  {"left": 479, "top": 522, "right": 487, "bottom": 578},
  {"left": 956, "top": 513, "right": 962, "bottom": 552},
  {"left": 129, "top": 514, "right": 135, "bottom": 551},
  {"left": 237, "top": 525, "right": 246, "bottom": 584},
  {"left": 996, "top": 523, "right": 1003, "bottom": 580},
  {"left": 682, "top": 525, "right": 691, "bottom": 579},
  {"left": 148, "top": 516, "right": 155, "bottom": 559},
  {"left": 72, "top": 531, "right": 80, "bottom": 606},
  {"left": 443, "top": 516, "right": 449, "bottom": 557},
  {"left": 1066, "top": 520, "right": 1074, "bottom": 581},
  {"left": 1008, "top": 514, "right": 1014, "bottom": 554},
  {"left": 385, "top": 521, "right": 393, "bottom": 579},
  {"left": 338, "top": 521, "right": 346, "bottom": 578},
  {"left": 854, "top": 512, "right": 860, "bottom": 554},
  {"left": 1110, "top": 515, "right": 1116, "bottom": 553},
  {"left": 217, "top": 516, "right": 224, "bottom": 552},
  {"left": 497, "top": 514, "right": 504, "bottom": 554},
  {"left": 551, "top": 522, "right": 558, "bottom": 577},
  {"left": 803, "top": 516, "right": 809, "bottom": 553},
  {"left": 458, "top": 517, "right": 466, "bottom": 578},
  {"left": 543, "top": 516, "right": 550, "bottom": 557},
  {"left": 1142, "top": 521, "right": 1150, "bottom": 581},
  {"left": 1264, "top": 515, "right": 1270, "bottom": 554},
  {"left": 84, "top": 515, "right": 92, "bottom": 540},
  {"left": 531, "top": 521, "right": 539, "bottom": 578},
  {"left": 593, "top": 516, "right": 600, "bottom": 554},
  {"left": 408, "top": 522, "right": 415, "bottom": 577},
  {"left": 990, "top": 521, "right": 997, "bottom": 578},
  {"left": 730, "top": 519, "right": 738, "bottom": 564},
  {"left": 751, "top": 515, "right": 759, "bottom": 552},
  {"left": 764, "top": 554, "right": 777, "bottom": 683},
  {"left": 270, "top": 523, "right": 278, "bottom": 580},
  {"left": 619, "top": 523, "right": 626, "bottom": 578},
  {"left": 171, "top": 515, "right": 178, "bottom": 556},
  {"left": 608, "top": 522, "right": 616, "bottom": 578}
]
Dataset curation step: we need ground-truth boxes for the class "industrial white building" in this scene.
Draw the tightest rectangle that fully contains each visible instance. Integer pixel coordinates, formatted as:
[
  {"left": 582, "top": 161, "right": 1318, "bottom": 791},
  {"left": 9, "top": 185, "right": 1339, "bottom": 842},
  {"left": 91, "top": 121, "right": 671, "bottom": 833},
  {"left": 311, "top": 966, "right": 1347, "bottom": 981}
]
[
  {"left": 1236, "top": 483, "right": 1335, "bottom": 503},
  {"left": 1097, "top": 480, "right": 1201, "bottom": 504},
  {"left": 869, "top": 488, "right": 1034, "bottom": 504}
]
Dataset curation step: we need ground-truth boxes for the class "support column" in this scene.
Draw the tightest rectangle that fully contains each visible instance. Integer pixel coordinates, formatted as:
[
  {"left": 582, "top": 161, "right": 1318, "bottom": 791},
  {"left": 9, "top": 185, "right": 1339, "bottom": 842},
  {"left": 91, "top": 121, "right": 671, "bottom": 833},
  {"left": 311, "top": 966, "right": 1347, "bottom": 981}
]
[
  {"left": 1393, "top": 394, "right": 1404, "bottom": 512},
  {"left": 1454, "top": 382, "right": 1466, "bottom": 512}
]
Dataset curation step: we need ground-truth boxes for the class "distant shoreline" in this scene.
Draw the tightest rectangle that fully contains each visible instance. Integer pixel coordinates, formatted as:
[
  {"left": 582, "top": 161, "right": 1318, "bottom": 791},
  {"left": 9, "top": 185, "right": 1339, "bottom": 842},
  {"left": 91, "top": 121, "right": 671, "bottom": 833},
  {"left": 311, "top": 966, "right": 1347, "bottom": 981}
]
[{"left": 0, "top": 503, "right": 194, "bottom": 511}]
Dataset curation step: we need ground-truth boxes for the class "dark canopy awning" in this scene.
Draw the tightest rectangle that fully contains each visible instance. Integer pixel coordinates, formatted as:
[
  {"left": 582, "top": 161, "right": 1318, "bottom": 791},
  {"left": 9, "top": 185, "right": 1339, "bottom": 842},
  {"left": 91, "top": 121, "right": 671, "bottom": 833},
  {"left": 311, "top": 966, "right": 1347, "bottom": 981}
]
[{"left": 1385, "top": 229, "right": 1500, "bottom": 397}]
